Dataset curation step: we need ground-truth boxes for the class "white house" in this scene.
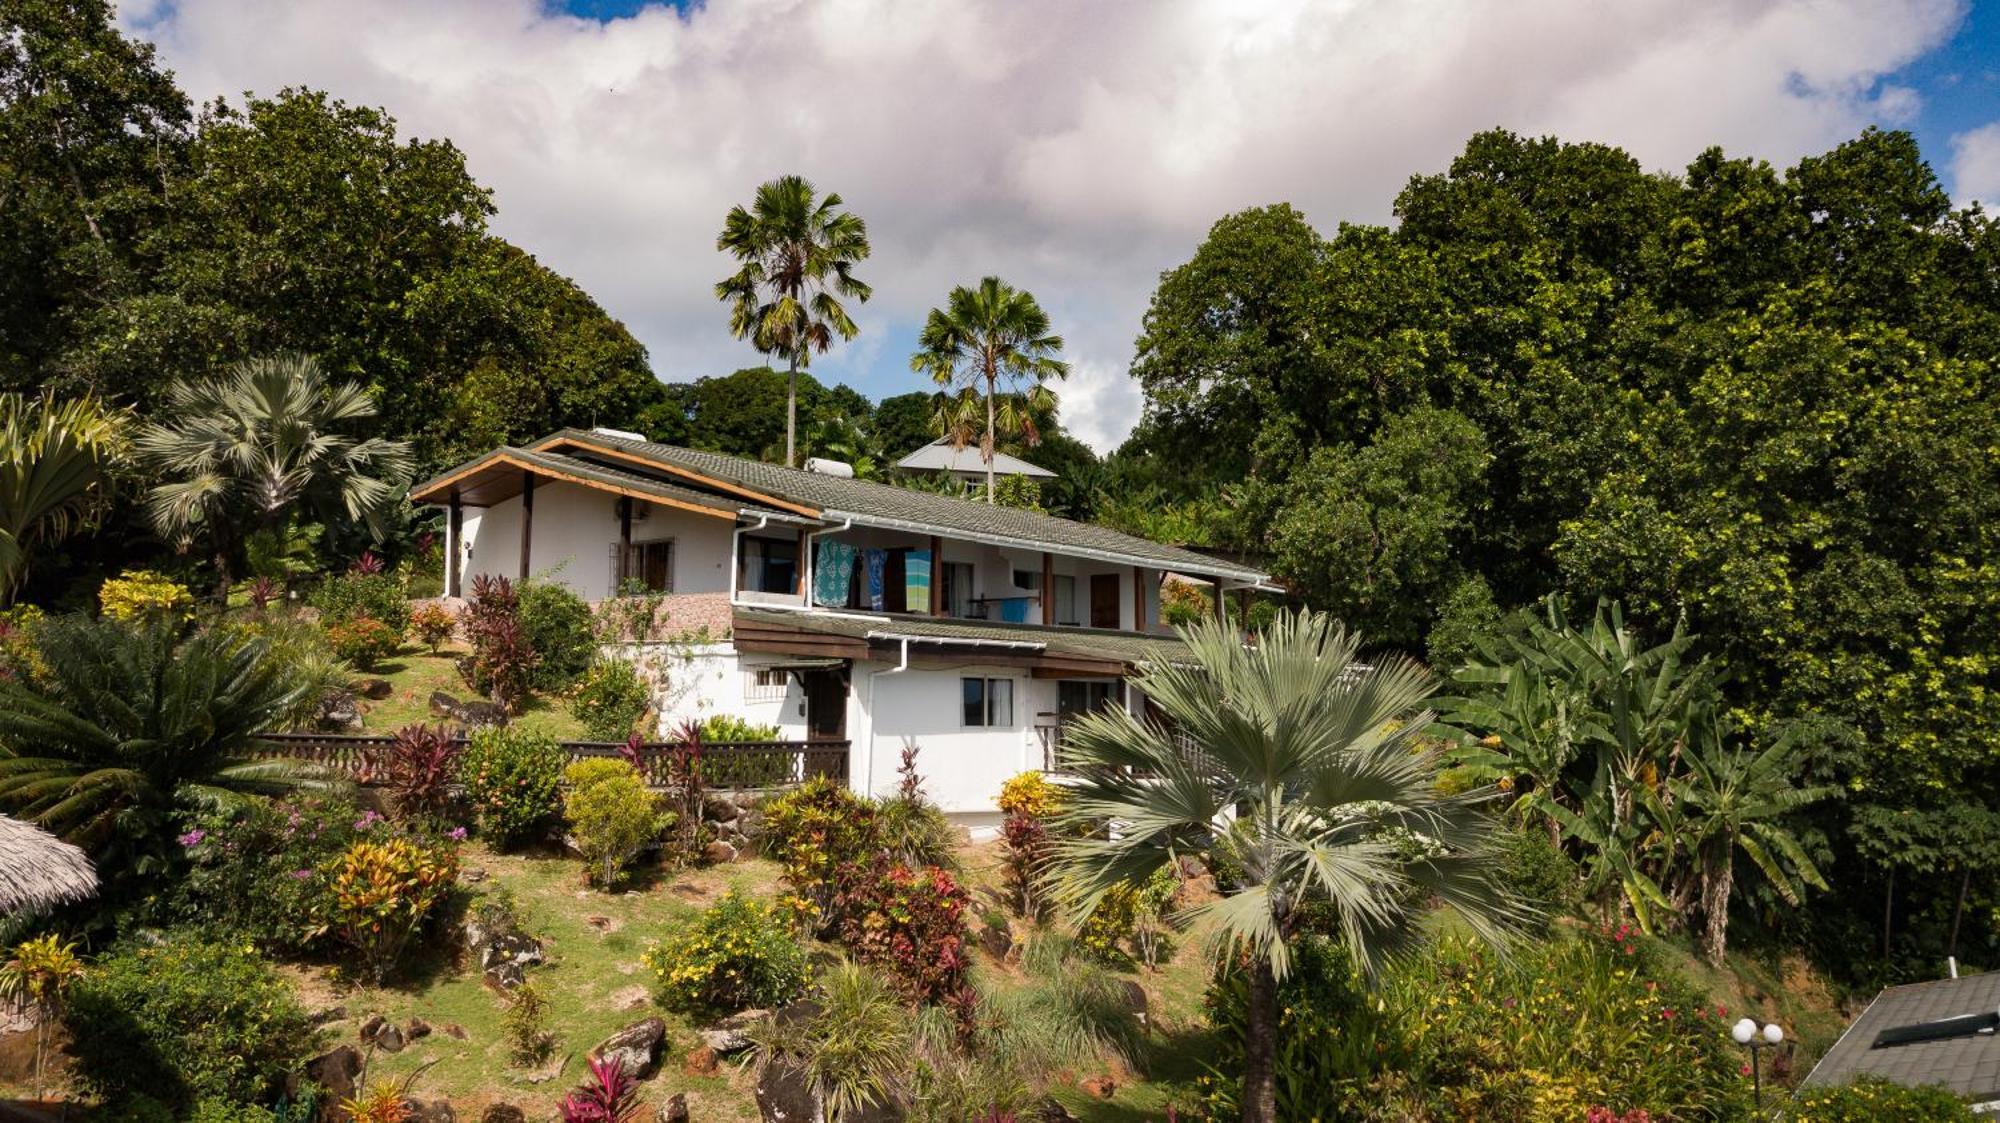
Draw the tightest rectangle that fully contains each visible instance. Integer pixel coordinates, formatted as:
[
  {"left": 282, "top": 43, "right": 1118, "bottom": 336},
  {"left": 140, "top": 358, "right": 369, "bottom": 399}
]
[{"left": 411, "top": 428, "right": 1273, "bottom": 823}]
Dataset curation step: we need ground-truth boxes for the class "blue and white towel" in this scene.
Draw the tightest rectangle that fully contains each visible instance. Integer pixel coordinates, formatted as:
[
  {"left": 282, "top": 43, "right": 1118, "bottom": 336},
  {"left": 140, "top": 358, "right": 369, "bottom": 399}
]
[
  {"left": 813, "top": 541, "right": 856, "bottom": 606},
  {"left": 864, "top": 548, "right": 887, "bottom": 610}
]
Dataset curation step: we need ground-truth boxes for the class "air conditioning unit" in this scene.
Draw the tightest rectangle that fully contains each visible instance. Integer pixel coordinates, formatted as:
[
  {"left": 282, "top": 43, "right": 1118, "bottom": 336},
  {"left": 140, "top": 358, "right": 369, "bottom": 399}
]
[{"left": 804, "top": 457, "right": 855, "bottom": 478}]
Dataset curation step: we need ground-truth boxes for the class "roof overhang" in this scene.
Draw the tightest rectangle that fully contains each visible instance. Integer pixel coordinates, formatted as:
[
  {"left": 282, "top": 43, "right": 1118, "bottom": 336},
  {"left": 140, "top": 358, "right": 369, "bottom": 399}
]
[
  {"left": 409, "top": 448, "right": 747, "bottom": 521},
  {"left": 530, "top": 433, "right": 822, "bottom": 518},
  {"left": 732, "top": 609, "right": 1147, "bottom": 677},
  {"left": 822, "top": 508, "right": 1271, "bottom": 585}
]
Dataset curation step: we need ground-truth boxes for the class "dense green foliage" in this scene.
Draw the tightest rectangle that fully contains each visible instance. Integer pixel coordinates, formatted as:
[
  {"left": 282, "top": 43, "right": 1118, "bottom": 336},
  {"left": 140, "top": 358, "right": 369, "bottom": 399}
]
[
  {"left": 517, "top": 579, "right": 596, "bottom": 690},
  {"left": 458, "top": 726, "right": 566, "bottom": 847},
  {"left": 643, "top": 888, "right": 809, "bottom": 1015},
  {"left": 0, "top": 392, "right": 123, "bottom": 600},
  {"left": 1128, "top": 129, "right": 2000, "bottom": 976},
  {"left": 911, "top": 276, "right": 1068, "bottom": 500},
  {"left": 562, "top": 758, "right": 665, "bottom": 887},
  {"left": 571, "top": 657, "right": 653, "bottom": 741},
  {"left": 161, "top": 792, "right": 363, "bottom": 954},
  {"left": 64, "top": 933, "right": 321, "bottom": 1112},
  {"left": 1787, "top": 1077, "right": 1978, "bottom": 1121}
]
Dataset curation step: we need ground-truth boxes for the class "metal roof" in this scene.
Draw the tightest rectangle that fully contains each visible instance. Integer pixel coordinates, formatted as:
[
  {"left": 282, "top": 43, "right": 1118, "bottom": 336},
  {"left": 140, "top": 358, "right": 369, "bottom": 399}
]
[
  {"left": 525, "top": 429, "right": 1270, "bottom": 583},
  {"left": 1802, "top": 972, "right": 2000, "bottom": 1106},
  {"left": 733, "top": 607, "right": 1197, "bottom": 668},
  {"left": 408, "top": 447, "right": 795, "bottom": 521},
  {"left": 894, "top": 437, "right": 1056, "bottom": 479}
]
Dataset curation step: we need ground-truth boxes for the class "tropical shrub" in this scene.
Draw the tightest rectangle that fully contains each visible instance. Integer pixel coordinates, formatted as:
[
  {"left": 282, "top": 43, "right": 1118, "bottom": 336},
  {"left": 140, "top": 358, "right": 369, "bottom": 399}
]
[
  {"left": 239, "top": 612, "right": 355, "bottom": 731},
  {"left": 463, "top": 573, "right": 538, "bottom": 710},
  {"left": 459, "top": 726, "right": 566, "bottom": 847},
  {"left": 1787, "top": 1076, "right": 1977, "bottom": 1121},
  {"left": 326, "top": 834, "right": 460, "bottom": 984},
  {"left": 323, "top": 613, "right": 399, "bottom": 670},
  {"left": 831, "top": 857, "right": 977, "bottom": 1031},
  {"left": 0, "top": 615, "right": 309, "bottom": 881},
  {"left": 310, "top": 570, "right": 410, "bottom": 635},
  {"left": 503, "top": 980, "right": 557, "bottom": 1067},
  {"left": 761, "top": 776, "right": 881, "bottom": 930},
  {"left": 98, "top": 569, "right": 194, "bottom": 621},
  {"left": 409, "top": 601, "right": 455, "bottom": 652},
  {"left": 164, "top": 791, "right": 362, "bottom": 953},
  {"left": 748, "top": 960, "right": 911, "bottom": 1122},
  {"left": 878, "top": 746, "right": 957, "bottom": 869},
  {"left": 0, "top": 604, "right": 47, "bottom": 684},
  {"left": 65, "top": 934, "right": 321, "bottom": 1113},
  {"left": 519, "top": 580, "right": 596, "bottom": 690},
  {"left": 369, "top": 723, "right": 464, "bottom": 824},
  {"left": 1075, "top": 883, "right": 1140, "bottom": 965},
  {"left": 572, "top": 658, "right": 652, "bottom": 742},
  {"left": 563, "top": 758, "right": 666, "bottom": 887},
  {"left": 701, "top": 713, "right": 783, "bottom": 741},
  {"left": 1131, "top": 865, "right": 1180, "bottom": 970},
  {"left": 559, "top": 1055, "right": 646, "bottom": 1123},
  {"left": 0, "top": 935, "right": 85, "bottom": 1100},
  {"left": 644, "top": 889, "right": 809, "bottom": 1015},
  {"left": 996, "top": 771, "right": 1064, "bottom": 919}
]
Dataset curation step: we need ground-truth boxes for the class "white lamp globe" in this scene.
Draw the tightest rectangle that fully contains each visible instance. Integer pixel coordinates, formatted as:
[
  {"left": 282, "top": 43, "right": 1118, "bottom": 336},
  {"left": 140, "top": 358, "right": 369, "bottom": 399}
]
[
  {"left": 1732, "top": 1018, "right": 1758, "bottom": 1044},
  {"left": 1763, "top": 1023, "right": 1784, "bottom": 1045}
]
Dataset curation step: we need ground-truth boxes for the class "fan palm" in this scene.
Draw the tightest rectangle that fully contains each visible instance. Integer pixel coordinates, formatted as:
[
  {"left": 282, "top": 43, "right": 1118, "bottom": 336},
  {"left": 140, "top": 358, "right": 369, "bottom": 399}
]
[
  {"left": 910, "top": 278, "right": 1067, "bottom": 502},
  {"left": 1658, "top": 711, "right": 1833, "bottom": 963},
  {"left": 0, "top": 614, "right": 314, "bottom": 880},
  {"left": 0, "top": 393, "right": 124, "bottom": 602},
  {"left": 716, "top": 175, "right": 873, "bottom": 468},
  {"left": 1047, "top": 611, "right": 1525, "bottom": 1123},
  {"left": 135, "top": 352, "right": 413, "bottom": 596}
]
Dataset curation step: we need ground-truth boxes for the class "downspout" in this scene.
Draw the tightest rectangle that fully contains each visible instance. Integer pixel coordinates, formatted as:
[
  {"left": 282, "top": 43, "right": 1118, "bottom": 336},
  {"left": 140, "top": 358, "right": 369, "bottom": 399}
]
[
  {"left": 796, "top": 517, "right": 852, "bottom": 609},
  {"left": 729, "top": 515, "right": 773, "bottom": 606},
  {"left": 860, "top": 636, "right": 911, "bottom": 797}
]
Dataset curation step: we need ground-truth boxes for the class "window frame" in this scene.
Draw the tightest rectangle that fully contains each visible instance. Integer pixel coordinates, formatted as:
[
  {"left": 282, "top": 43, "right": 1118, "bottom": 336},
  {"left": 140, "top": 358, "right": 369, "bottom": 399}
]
[{"left": 961, "top": 676, "right": 1016, "bottom": 728}]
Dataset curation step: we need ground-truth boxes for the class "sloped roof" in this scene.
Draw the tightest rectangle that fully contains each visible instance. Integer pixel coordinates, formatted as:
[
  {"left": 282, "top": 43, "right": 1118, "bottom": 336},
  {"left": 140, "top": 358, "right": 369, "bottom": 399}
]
[
  {"left": 733, "top": 607, "right": 1196, "bottom": 670},
  {"left": 895, "top": 437, "right": 1056, "bottom": 478},
  {"left": 525, "top": 429, "right": 1268, "bottom": 583},
  {"left": 1802, "top": 972, "right": 1999, "bottom": 1105},
  {"left": 409, "top": 446, "right": 795, "bottom": 520}
]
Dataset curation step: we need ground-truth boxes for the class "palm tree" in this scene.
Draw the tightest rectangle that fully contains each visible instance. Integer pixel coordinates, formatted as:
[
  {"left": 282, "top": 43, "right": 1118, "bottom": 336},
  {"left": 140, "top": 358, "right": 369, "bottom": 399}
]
[
  {"left": 716, "top": 175, "right": 873, "bottom": 468},
  {"left": 1660, "top": 712, "right": 1833, "bottom": 963},
  {"left": 136, "top": 353, "right": 413, "bottom": 597},
  {"left": 0, "top": 614, "right": 314, "bottom": 881},
  {"left": 910, "top": 278, "right": 1067, "bottom": 502},
  {"left": 1047, "top": 611, "right": 1525, "bottom": 1123},
  {"left": 0, "top": 393, "right": 124, "bottom": 602}
]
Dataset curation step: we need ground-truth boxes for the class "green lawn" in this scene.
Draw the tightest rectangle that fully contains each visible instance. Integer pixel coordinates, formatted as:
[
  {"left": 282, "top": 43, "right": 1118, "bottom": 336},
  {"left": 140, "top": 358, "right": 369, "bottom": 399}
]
[{"left": 354, "top": 644, "right": 589, "bottom": 740}]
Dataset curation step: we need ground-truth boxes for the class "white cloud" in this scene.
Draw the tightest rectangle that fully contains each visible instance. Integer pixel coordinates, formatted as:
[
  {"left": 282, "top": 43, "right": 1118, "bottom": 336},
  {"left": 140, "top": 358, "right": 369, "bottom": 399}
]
[
  {"left": 122, "top": 0, "right": 1962, "bottom": 451},
  {"left": 1951, "top": 120, "right": 2000, "bottom": 210}
]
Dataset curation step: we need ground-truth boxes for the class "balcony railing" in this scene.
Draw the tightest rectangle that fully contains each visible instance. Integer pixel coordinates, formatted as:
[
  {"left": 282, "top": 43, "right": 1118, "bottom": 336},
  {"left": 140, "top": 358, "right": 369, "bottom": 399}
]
[{"left": 252, "top": 732, "right": 847, "bottom": 792}]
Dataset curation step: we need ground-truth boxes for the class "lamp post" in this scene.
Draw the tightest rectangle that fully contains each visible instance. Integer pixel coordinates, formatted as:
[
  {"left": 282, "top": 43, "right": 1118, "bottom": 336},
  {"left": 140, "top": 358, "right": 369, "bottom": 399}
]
[{"left": 1732, "top": 1017, "right": 1785, "bottom": 1111}]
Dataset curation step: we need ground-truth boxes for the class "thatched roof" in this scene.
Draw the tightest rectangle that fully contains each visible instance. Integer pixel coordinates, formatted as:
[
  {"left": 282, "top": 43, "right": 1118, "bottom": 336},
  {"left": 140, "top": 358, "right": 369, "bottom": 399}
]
[{"left": 0, "top": 817, "right": 96, "bottom": 915}]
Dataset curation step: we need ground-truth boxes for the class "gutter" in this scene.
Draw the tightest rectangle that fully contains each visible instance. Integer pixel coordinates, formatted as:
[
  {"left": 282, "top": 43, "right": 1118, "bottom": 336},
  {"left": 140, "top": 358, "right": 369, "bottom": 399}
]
[
  {"left": 797, "top": 517, "right": 853, "bottom": 611},
  {"left": 863, "top": 630, "right": 1047, "bottom": 651},
  {"left": 819, "top": 508, "right": 1272, "bottom": 586},
  {"left": 859, "top": 636, "right": 912, "bottom": 797}
]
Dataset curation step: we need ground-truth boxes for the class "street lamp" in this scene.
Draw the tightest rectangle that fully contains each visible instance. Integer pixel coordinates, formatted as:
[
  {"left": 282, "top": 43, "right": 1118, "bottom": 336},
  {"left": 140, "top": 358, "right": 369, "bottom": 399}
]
[{"left": 1733, "top": 1018, "right": 1785, "bottom": 1110}]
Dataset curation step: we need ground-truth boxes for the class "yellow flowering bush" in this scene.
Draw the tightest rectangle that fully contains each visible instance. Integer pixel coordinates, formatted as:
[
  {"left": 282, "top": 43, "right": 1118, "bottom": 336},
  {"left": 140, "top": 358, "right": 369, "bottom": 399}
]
[
  {"left": 327, "top": 835, "right": 459, "bottom": 984},
  {"left": 99, "top": 569, "right": 193, "bottom": 621},
  {"left": 643, "top": 889, "right": 808, "bottom": 1015},
  {"left": 1788, "top": 1077, "right": 1976, "bottom": 1121},
  {"left": 996, "top": 770, "right": 1065, "bottom": 818}
]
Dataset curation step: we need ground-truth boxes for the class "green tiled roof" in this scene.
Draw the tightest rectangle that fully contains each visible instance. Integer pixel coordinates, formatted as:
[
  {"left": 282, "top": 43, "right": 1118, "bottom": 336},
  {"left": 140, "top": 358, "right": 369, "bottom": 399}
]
[
  {"left": 734, "top": 607, "right": 1196, "bottom": 667},
  {"left": 531, "top": 429, "right": 1269, "bottom": 582},
  {"left": 411, "top": 446, "right": 792, "bottom": 519}
]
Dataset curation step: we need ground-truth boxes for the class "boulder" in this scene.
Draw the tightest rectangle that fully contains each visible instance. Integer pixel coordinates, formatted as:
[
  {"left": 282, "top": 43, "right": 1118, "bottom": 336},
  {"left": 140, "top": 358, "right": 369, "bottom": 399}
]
[
  {"left": 978, "top": 923, "right": 1011, "bottom": 962},
  {"left": 358, "top": 1014, "right": 386, "bottom": 1042},
  {"left": 319, "top": 691, "right": 363, "bottom": 731},
  {"left": 658, "top": 1094, "right": 690, "bottom": 1123},
  {"left": 456, "top": 700, "right": 510, "bottom": 729},
  {"left": 754, "top": 1054, "right": 818, "bottom": 1123},
  {"left": 683, "top": 1044, "right": 719, "bottom": 1077},
  {"left": 301, "top": 1046, "right": 362, "bottom": 1115},
  {"left": 406, "top": 1017, "right": 432, "bottom": 1040},
  {"left": 702, "top": 793, "right": 740, "bottom": 823},
  {"left": 1116, "top": 980, "right": 1148, "bottom": 1023},
  {"left": 462, "top": 912, "right": 544, "bottom": 974},
  {"left": 309, "top": 1004, "right": 348, "bottom": 1026},
  {"left": 480, "top": 1108, "right": 527, "bottom": 1123},
  {"left": 1080, "top": 1075, "right": 1116, "bottom": 1099},
  {"left": 590, "top": 1016, "right": 666, "bottom": 1080},
  {"left": 703, "top": 839, "right": 739, "bottom": 864},
  {"left": 355, "top": 677, "right": 394, "bottom": 700},
  {"left": 483, "top": 961, "right": 526, "bottom": 993},
  {"left": 428, "top": 690, "right": 461, "bottom": 718},
  {"left": 404, "top": 1101, "right": 455, "bottom": 1123},
  {"left": 697, "top": 1008, "right": 770, "bottom": 1054},
  {"left": 375, "top": 1022, "right": 406, "bottom": 1053}
]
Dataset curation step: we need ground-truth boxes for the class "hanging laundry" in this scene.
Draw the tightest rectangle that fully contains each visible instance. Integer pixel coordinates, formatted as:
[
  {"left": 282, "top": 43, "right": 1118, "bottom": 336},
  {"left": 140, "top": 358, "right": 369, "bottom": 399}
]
[
  {"left": 904, "top": 549, "right": 931, "bottom": 613},
  {"left": 864, "top": 548, "right": 888, "bottom": 610},
  {"left": 814, "top": 540, "right": 856, "bottom": 607}
]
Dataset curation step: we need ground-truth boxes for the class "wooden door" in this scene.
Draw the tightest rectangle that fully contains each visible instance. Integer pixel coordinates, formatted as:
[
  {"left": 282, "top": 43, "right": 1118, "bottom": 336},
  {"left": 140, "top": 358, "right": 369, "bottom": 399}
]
[
  {"left": 1090, "top": 573, "right": 1121, "bottom": 628},
  {"left": 801, "top": 669, "right": 848, "bottom": 740}
]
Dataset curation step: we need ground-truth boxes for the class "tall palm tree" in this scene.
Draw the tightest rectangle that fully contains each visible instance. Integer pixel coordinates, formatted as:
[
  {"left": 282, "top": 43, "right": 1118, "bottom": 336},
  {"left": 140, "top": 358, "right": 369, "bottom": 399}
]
[
  {"left": 1047, "top": 611, "right": 1524, "bottom": 1123},
  {"left": 1659, "top": 712, "right": 1833, "bottom": 963},
  {"left": 910, "top": 278, "right": 1067, "bottom": 502},
  {"left": 136, "top": 353, "right": 413, "bottom": 596},
  {"left": 0, "top": 393, "right": 124, "bottom": 602},
  {"left": 0, "top": 614, "right": 313, "bottom": 882},
  {"left": 716, "top": 175, "right": 873, "bottom": 468}
]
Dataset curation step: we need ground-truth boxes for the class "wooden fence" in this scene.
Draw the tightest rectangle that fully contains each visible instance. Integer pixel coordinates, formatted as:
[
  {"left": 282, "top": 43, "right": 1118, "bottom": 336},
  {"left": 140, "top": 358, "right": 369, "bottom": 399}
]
[{"left": 252, "top": 732, "right": 848, "bottom": 791}]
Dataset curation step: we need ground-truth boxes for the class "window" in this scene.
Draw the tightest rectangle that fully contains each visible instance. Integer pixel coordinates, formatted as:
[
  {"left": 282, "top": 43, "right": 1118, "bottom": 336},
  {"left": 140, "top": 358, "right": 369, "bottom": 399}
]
[
  {"left": 1012, "top": 568, "right": 1042, "bottom": 592},
  {"left": 1057, "top": 679, "right": 1121, "bottom": 717},
  {"left": 940, "top": 562, "right": 976, "bottom": 618},
  {"left": 962, "top": 677, "right": 1015, "bottom": 727},
  {"left": 745, "top": 667, "right": 789, "bottom": 702},
  {"left": 1053, "top": 574, "right": 1077, "bottom": 625},
  {"left": 615, "top": 539, "right": 674, "bottom": 593},
  {"left": 740, "top": 535, "right": 799, "bottom": 595}
]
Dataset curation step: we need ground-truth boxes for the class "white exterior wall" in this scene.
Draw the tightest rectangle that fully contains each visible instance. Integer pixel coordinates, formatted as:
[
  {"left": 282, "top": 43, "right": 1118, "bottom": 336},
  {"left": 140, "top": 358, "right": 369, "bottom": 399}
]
[
  {"left": 619, "top": 641, "right": 810, "bottom": 739},
  {"left": 851, "top": 658, "right": 1033, "bottom": 819},
  {"left": 460, "top": 481, "right": 737, "bottom": 601}
]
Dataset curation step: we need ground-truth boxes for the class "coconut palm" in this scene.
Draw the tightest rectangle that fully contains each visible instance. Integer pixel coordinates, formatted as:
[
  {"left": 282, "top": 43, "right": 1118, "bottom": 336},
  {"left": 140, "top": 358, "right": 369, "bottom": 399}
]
[
  {"left": 1659, "top": 711, "right": 1833, "bottom": 963},
  {"left": 716, "top": 175, "right": 873, "bottom": 468},
  {"left": 1046, "top": 611, "right": 1525, "bottom": 1123},
  {"left": 135, "top": 352, "right": 413, "bottom": 596},
  {"left": 0, "top": 614, "right": 314, "bottom": 880},
  {"left": 910, "top": 278, "right": 1067, "bottom": 502},
  {"left": 0, "top": 392, "right": 124, "bottom": 602}
]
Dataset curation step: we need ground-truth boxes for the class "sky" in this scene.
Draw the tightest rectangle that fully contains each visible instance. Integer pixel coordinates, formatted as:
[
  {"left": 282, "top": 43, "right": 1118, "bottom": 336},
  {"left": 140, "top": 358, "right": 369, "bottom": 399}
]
[{"left": 121, "top": 0, "right": 2000, "bottom": 453}]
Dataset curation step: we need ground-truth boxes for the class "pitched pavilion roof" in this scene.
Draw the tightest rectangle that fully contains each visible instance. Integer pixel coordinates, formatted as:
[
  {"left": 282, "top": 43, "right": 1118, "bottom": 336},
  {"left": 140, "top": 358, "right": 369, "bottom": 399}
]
[
  {"left": 0, "top": 816, "right": 97, "bottom": 915},
  {"left": 502, "top": 429, "right": 1271, "bottom": 583},
  {"left": 894, "top": 437, "right": 1056, "bottom": 479},
  {"left": 1802, "top": 972, "right": 1999, "bottom": 1106}
]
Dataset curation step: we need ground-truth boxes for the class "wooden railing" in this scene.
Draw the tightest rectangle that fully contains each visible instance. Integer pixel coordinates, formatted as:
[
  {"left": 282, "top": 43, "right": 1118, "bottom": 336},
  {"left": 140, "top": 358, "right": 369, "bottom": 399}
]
[{"left": 251, "top": 732, "right": 847, "bottom": 792}]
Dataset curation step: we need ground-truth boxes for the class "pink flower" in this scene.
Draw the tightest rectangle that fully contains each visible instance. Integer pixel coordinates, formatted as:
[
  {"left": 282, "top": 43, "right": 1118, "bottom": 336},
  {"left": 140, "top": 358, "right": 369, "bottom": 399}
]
[
  {"left": 290, "top": 869, "right": 313, "bottom": 880},
  {"left": 448, "top": 826, "right": 468, "bottom": 841},
  {"left": 177, "top": 829, "right": 206, "bottom": 848}
]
